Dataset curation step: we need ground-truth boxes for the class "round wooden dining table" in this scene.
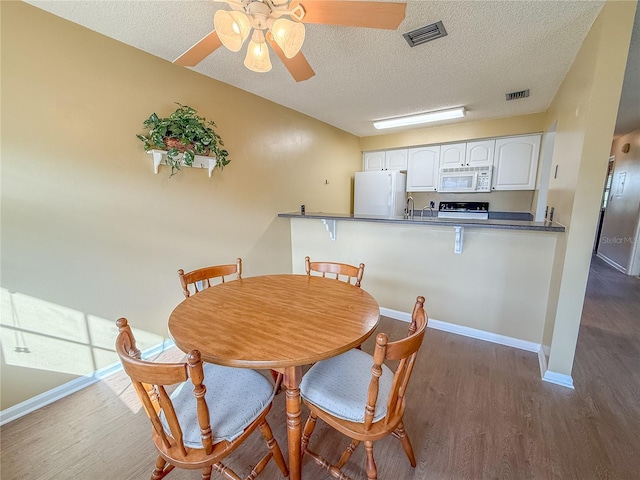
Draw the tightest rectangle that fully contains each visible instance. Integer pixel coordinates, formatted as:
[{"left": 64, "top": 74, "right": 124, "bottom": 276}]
[{"left": 168, "top": 274, "right": 380, "bottom": 480}]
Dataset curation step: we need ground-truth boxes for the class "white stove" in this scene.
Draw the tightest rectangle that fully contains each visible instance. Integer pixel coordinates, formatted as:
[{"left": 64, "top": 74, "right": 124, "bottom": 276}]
[{"left": 438, "top": 202, "right": 489, "bottom": 220}]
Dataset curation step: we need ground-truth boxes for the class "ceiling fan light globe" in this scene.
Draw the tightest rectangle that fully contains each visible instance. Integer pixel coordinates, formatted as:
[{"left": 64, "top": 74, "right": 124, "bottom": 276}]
[
  {"left": 244, "top": 31, "right": 272, "bottom": 73},
  {"left": 271, "top": 18, "right": 305, "bottom": 59},
  {"left": 214, "top": 10, "right": 251, "bottom": 52}
]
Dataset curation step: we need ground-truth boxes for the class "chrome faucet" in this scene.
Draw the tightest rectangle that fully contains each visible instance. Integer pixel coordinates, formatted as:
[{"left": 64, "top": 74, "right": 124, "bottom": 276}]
[
  {"left": 421, "top": 201, "right": 436, "bottom": 219},
  {"left": 406, "top": 196, "right": 414, "bottom": 219}
]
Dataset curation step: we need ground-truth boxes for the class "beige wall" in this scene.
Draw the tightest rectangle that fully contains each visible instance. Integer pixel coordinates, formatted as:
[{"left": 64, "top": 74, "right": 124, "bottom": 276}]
[
  {"left": 0, "top": 2, "right": 360, "bottom": 408},
  {"left": 542, "top": 0, "right": 637, "bottom": 375},
  {"left": 598, "top": 129, "right": 640, "bottom": 270}
]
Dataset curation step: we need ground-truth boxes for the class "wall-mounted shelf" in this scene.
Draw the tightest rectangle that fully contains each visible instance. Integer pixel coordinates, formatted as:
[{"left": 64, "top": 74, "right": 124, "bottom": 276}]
[{"left": 147, "top": 149, "right": 218, "bottom": 177}]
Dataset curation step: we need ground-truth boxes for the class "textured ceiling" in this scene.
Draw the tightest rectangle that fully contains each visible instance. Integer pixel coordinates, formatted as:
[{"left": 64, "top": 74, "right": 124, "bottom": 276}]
[
  {"left": 614, "top": 3, "right": 640, "bottom": 138},
  {"left": 25, "top": 0, "right": 638, "bottom": 138}
]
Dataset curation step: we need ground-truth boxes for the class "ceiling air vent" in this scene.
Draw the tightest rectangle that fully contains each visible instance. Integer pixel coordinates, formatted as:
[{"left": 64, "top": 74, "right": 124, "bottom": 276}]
[
  {"left": 403, "top": 21, "right": 448, "bottom": 47},
  {"left": 506, "top": 89, "right": 530, "bottom": 101}
]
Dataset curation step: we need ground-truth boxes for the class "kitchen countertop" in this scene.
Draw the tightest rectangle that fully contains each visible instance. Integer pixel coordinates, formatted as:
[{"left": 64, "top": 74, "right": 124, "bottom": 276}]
[{"left": 278, "top": 211, "right": 565, "bottom": 232}]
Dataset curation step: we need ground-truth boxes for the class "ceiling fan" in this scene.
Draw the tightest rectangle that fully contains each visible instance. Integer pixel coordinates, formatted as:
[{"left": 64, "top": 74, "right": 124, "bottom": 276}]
[{"left": 174, "top": 0, "right": 407, "bottom": 82}]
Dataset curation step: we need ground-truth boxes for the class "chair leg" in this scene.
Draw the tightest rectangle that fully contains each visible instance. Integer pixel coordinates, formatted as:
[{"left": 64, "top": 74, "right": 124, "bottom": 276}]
[
  {"left": 302, "top": 413, "right": 356, "bottom": 480},
  {"left": 270, "top": 370, "right": 283, "bottom": 393},
  {"left": 304, "top": 449, "right": 353, "bottom": 480},
  {"left": 201, "top": 465, "right": 213, "bottom": 480},
  {"left": 301, "top": 412, "right": 318, "bottom": 456},
  {"left": 337, "top": 439, "right": 360, "bottom": 468},
  {"left": 212, "top": 462, "right": 241, "bottom": 480},
  {"left": 364, "top": 441, "right": 377, "bottom": 480},
  {"left": 150, "top": 456, "right": 175, "bottom": 480},
  {"left": 247, "top": 453, "right": 273, "bottom": 480},
  {"left": 392, "top": 421, "right": 416, "bottom": 467},
  {"left": 259, "top": 420, "right": 289, "bottom": 476}
]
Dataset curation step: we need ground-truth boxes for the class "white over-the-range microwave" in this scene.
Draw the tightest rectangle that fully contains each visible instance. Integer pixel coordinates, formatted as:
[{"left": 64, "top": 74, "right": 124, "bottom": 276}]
[{"left": 438, "top": 166, "right": 492, "bottom": 193}]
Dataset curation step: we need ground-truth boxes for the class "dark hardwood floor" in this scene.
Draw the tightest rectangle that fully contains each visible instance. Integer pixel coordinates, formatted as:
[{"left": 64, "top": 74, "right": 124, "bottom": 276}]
[{"left": 1, "top": 256, "right": 638, "bottom": 479}]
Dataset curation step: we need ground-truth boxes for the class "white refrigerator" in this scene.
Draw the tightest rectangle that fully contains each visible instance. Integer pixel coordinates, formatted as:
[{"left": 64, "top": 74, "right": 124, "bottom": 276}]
[{"left": 354, "top": 171, "right": 407, "bottom": 217}]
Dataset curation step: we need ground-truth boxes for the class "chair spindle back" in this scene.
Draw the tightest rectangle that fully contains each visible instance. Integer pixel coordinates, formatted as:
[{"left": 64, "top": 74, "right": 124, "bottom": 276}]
[
  {"left": 305, "top": 256, "right": 365, "bottom": 287},
  {"left": 178, "top": 258, "right": 242, "bottom": 298}
]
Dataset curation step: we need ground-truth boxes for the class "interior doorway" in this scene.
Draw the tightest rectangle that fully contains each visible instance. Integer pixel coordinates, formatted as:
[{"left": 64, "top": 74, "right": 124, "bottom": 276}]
[{"left": 593, "top": 156, "right": 615, "bottom": 254}]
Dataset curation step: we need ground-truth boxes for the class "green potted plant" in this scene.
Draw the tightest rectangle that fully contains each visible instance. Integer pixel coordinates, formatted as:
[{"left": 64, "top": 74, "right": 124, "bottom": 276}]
[{"left": 137, "top": 102, "right": 230, "bottom": 176}]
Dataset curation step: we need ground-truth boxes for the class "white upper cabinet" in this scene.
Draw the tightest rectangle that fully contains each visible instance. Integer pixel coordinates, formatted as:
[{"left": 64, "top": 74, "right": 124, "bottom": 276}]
[
  {"left": 385, "top": 149, "right": 408, "bottom": 170},
  {"left": 368, "top": 134, "right": 541, "bottom": 192},
  {"left": 363, "top": 151, "right": 385, "bottom": 171},
  {"left": 406, "top": 146, "right": 440, "bottom": 192},
  {"left": 440, "top": 141, "right": 494, "bottom": 168},
  {"left": 492, "top": 135, "right": 541, "bottom": 190},
  {"left": 439, "top": 143, "right": 466, "bottom": 168},
  {"left": 363, "top": 149, "right": 408, "bottom": 171},
  {"left": 465, "top": 140, "right": 495, "bottom": 168}
]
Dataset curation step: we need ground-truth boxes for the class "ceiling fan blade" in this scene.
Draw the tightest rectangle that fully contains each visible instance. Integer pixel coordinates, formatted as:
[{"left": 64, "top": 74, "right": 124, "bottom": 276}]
[
  {"left": 266, "top": 32, "right": 315, "bottom": 82},
  {"left": 291, "top": 1, "right": 406, "bottom": 29},
  {"left": 174, "top": 31, "right": 222, "bottom": 67}
]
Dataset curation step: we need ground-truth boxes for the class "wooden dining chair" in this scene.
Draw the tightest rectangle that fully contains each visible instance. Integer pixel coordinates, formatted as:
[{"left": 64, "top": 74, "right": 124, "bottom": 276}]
[
  {"left": 177, "top": 258, "right": 282, "bottom": 391},
  {"left": 299, "top": 296, "right": 428, "bottom": 480},
  {"left": 305, "top": 256, "right": 365, "bottom": 287},
  {"left": 178, "top": 258, "right": 242, "bottom": 298},
  {"left": 115, "top": 318, "right": 289, "bottom": 480}
]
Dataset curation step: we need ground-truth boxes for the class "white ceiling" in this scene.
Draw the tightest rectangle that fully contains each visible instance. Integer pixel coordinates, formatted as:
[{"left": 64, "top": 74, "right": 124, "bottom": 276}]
[{"left": 25, "top": 0, "right": 639, "bottom": 138}]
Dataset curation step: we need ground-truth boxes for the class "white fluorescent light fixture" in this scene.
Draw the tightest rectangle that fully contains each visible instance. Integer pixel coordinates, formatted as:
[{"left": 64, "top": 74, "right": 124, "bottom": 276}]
[{"left": 373, "top": 107, "right": 466, "bottom": 130}]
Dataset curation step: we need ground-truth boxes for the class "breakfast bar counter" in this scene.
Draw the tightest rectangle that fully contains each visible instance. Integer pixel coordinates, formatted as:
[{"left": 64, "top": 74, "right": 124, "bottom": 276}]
[
  {"left": 278, "top": 211, "right": 565, "bottom": 232},
  {"left": 279, "top": 211, "right": 565, "bottom": 353}
]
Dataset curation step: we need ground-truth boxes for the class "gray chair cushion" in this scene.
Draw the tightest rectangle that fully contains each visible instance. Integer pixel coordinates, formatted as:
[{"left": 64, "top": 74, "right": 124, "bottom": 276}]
[
  {"left": 160, "top": 363, "right": 274, "bottom": 448},
  {"left": 300, "top": 348, "right": 394, "bottom": 423}
]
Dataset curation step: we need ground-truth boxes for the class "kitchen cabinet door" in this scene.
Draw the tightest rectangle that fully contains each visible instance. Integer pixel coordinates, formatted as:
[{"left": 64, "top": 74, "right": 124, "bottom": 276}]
[
  {"left": 363, "top": 149, "right": 408, "bottom": 171},
  {"left": 466, "top": 139, "right": 495, "bottom": 167},
  {"left": 492, "top": 135, "right": 541, "bottom": 190},
  {"left": 406, "top": 146, "right": 440, "bottom": 192},
  {"left": 363, "top": 151, "right": 385, "bottom": 171},
  {"left": 440, "top": 143, "right": 466, "bottom": 168},
  {"left": 385, "top": 149, "right": 408, "bottom": 171}
]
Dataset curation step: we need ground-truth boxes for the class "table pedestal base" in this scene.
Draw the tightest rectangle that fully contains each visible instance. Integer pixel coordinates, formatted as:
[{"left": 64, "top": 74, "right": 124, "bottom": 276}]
[{"left": 284, "top": 366, "right": 303, "bottom": 480}]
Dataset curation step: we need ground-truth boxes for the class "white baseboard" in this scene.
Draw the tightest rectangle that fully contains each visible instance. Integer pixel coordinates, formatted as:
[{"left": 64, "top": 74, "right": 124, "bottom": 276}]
[
  {"left": 380, "top": 307, "right": 412, "bottom": 323},
  {"left": 0, "top": 338, "right": 175, "bottom": 426},
  {"left": 537, "top": 346, "right": 548, "bottom": 375},
  {"left": 380, "top": 307, "right": 541, "bottom": 352},
  {"left": 381, "top": 306, "right": 574, "bottom": 388},
  {"left": 596, "top": 252, "right": 627, "bottom": 273},
  {"left": 542, "top": 370, "right": 575, "bottom": 389}
]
